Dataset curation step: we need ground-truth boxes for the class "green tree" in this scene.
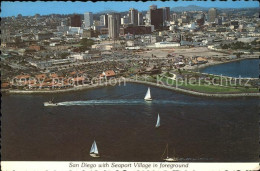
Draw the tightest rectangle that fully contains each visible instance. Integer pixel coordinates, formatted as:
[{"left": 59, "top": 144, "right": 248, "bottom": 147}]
[
  {"left": 80, "top": 38, "right": 94, "bottom": 48},
  {"left": 61, "top": 52, "right": 70, "bottom": 59},
  {"left": 79, "top": 38, "right": 94, "bottom": 51}
]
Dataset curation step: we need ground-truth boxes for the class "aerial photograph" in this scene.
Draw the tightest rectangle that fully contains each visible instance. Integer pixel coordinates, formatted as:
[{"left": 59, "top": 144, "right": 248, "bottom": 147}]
[{"left": 1, "top": 0, "right": 259, "bottom": 170}]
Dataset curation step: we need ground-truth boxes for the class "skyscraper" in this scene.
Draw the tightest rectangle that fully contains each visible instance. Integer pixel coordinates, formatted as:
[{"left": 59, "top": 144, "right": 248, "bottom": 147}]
[
  {"left": 149, "top": 5, "right": 163, "bottom": 29},
  {"left": 138, "top": 12, "right": 143, "bottom": 26},
  {"left": 108, "top": 13, "right": 121, "bottom": 39},
  {"left": 172, "top": 13, "right": 178, "bottom": 21},
  {"left": 161, "top": 7, "right": 170, "bottom": 21},
  {"left": 129, "top": 8, "right": 138, "bottom": 26},
  {"left": 84, "top": 12, "right": 93, "bottom": 28},
  {"left": 70, "top": 15, "right": 81, "bottom": 27},
  {"left": 208, "top": 8, "right": 217, "bottom": 22},
  {"left": 100, "top": 14, "right": 108, "bottom": 27},
  {"left": 149, "top": 5, "right": 157, "bottom": 10},
  {"left": 121, "top": 16, "right": 129, "bottom": 25}
]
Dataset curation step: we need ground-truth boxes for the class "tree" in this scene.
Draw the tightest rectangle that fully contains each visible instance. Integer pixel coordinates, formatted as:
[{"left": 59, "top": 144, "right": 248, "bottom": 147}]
[
  {"left": 61, "top": 52, "right": 70, "bottom": 59},
  {"left": 251, "top": 40, "right": 257, "bottom": 46},
  {"left": 80, "top": 38, "right": 94, "bottom": 49}
]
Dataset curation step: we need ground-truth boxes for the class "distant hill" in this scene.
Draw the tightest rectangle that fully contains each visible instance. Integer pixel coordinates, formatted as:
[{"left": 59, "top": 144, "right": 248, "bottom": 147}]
[
  {"left": 171, "top": 5, "right": 209, "bottom": 12},
  {"left": 96, "top": 10, "right": 118, "bottom": 14},
  {"left": 171, "top": 5, "right": 259, "bottom": 12}
]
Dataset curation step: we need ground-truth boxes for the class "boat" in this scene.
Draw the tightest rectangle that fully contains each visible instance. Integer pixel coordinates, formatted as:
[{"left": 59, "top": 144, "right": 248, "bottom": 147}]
[
  {"left": 144, "top": 87, "right": 152, "bottom": 101},
  {"left": 155, "top": 113, "right": 160, "bottom": 128},
  {"left": 44, "top": 101, "right": 58, "bottom": 106},
  {"left": 90, "top": 140, "right": 100, "bottom": 158},
  {"left": 161, "top": 144, "right": 178, "bottom": 162},
  {"left": 44, "top": 98, "right": 58, "bottom": 106}
]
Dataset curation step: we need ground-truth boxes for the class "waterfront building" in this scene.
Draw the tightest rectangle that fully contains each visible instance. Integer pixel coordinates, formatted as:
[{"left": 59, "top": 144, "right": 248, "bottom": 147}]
[
  {"left": 152, "top": 42, "right": 180, "bottom": 48},
  {"left": 84, "top": 12, "right": 93, "bottom": 28},
  {"left": 108, "top": 13, "right": 121, "bottom": 39}
]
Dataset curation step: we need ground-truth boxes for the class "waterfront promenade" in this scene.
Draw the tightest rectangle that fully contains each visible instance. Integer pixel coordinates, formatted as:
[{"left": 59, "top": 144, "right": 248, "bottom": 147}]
[{"left": 2, "top": 78, "right": 260, "bottom": 98}]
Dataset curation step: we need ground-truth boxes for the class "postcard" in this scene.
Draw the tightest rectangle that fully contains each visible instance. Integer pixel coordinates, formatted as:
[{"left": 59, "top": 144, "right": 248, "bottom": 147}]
[{"left": 1, "top": 1, "right": 259, "bottom": 170}]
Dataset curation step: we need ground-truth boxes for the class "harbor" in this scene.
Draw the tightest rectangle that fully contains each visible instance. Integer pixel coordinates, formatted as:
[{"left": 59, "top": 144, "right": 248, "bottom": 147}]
[{"left": 1, "top": 83, "right": 258, "bottom": 162}]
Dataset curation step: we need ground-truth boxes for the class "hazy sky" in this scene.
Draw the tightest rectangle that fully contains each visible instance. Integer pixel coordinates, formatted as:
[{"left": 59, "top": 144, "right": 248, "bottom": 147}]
[{"left": 1, "top": 0, "right": 259, "bottom": 17}]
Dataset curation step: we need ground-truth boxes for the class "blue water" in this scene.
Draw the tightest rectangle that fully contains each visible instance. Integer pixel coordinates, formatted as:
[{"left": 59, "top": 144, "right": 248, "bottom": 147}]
[
  {"left": 200, "top": 59, "right": 259, "bottom": 78},
  {"left": 1, "top": 83, "right": 259, "bottom": 162}
]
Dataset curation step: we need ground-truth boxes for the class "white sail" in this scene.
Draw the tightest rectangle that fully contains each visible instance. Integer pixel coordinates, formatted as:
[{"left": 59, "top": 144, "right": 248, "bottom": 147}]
[
  {"left": 144, "top": 87, "right": 152, "bottom": 100},
  {"left": 90, "top": 140, "right": 99, "bottom": 154},
  {"left": 156, "top": 114, "right": 160, "bottom": 128}
]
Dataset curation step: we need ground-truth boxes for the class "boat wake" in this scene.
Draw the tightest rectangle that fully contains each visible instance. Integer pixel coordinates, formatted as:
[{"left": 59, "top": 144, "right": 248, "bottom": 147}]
[{"left": 55, "top": 99, "right": 204, "bottom": 106}]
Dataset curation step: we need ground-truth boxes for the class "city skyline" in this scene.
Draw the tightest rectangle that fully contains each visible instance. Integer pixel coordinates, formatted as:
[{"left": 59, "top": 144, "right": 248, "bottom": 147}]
[{"left": 1, "top": 0, "right": 259, "bottom": 17}]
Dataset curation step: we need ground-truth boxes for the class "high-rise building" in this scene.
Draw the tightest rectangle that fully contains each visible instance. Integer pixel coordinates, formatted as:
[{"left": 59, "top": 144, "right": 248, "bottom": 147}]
[
  {"left": 215, "top": 18, "right": 222, "bottom": 25},
  {"left": 61, "top": 18, "right": 69, "bottom": 26},
  {"left": 129, "top": 8, "right": 138, "bottom": 26},
  {"left": 70, "top": 15, "right": 82, "bottom": 27},
  {"left": 100, "top": 14, "right": 108, "bottom": 27},
  {"left": 145, "top": 12, "right": 151, "bottom": 25},
  {"left": 108, "top": 13, "right": 121, "bottom": 39},
  {"left": 84, "top": 12, "right": 93, "bottom": 28},
  {"left": 121, "top": 16, "right": 129, "bottom": 25},
  {"left": 138, "top": 12, "right": 143, "bottom": 26},
  {"left": 172, "top": 13, "right": 178, "bottom": 21},
  {"left": 161, "top": 7, "right": 170, "bottom": 22},
  {"left": 149, "top": 5, "right": 163, "bottom": 29},
  {"left": 149, "top": 5, "right": 157, "bottom": 10},
  {"left": 208, "top": 8, "right": 217, "bottom": 22}
]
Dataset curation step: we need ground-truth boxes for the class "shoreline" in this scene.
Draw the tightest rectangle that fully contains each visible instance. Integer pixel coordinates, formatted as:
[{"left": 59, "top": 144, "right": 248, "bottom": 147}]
[
  {"left": 2, "top": 78, "right": 260, "bottom": 98},
  {"left": 2, "top": 57, "right": 259, "bottom": 98}
]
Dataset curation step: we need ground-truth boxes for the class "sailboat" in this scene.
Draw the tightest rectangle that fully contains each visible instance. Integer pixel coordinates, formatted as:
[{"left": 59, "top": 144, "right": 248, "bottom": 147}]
[
  {"left": 90, "top": 140, "right": 100, "bottom": 158},
  {"left": 144, "top": 87, "right": 152, "bottom": 101},
  {"left": 155, "top": 113, "right": 160, "bottom": 128},
  {"left": 161, "top": 144, "right": 178, "bottom": 162}
]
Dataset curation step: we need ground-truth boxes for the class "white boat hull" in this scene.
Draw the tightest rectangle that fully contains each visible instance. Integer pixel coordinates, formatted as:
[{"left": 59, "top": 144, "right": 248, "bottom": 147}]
[
  {"left": 44, "top": 102, "right": 58, "bottom": 106},
  {"left": 90, "top": 153, "right": 100, "bottom": 158},
  {"left": 164, "top": 157, "right": 178, "bottom": 162},
  {"left": 144, "top": 98, "right": 152, "bottom": 101}
]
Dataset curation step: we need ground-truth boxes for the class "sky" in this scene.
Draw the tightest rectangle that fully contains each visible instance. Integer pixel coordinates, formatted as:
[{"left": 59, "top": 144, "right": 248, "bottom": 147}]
[{"left": 1, "top": 0, "right": 259, "bottom": 17}]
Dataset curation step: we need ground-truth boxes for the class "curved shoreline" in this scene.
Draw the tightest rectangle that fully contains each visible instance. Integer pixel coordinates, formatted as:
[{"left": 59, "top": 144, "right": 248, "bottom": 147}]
[
  {"left": 127, "top": 79, "right": 260, "bottom": 98},
  {"left": 2, "top": 79, "right": 260, "bottom": 98}
]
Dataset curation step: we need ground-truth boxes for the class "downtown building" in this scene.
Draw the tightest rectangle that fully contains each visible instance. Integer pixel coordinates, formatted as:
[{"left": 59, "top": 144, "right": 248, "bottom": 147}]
[
  {"left": 84, "top": 12, "right": 93, "bottom": 28},
  {"left": 149, "top": 5, "right": 163, "bottom": 30},
  {"left": 208, "top": 8, "right": 217, "bottom": 23},
  {"left": 129, "top": 8, "right": 138, "bottom": 26},
  {"left": 108, "top": 13, "right": 121, "bottom": 39},
  {"left": 120, "top": 25, "right": 152, "bottom": 35},
  {"left": 100, "top": 14, "right": 108, "bottom": 27},
  {"left": 161, "top": 7, "right": 170, "bottom": 26},
  {"left": 138, "top": 12, "right": 143, "bottom": 26},
  {"left": 70, "top": 14, "right": 81, "bottom": 27}
]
